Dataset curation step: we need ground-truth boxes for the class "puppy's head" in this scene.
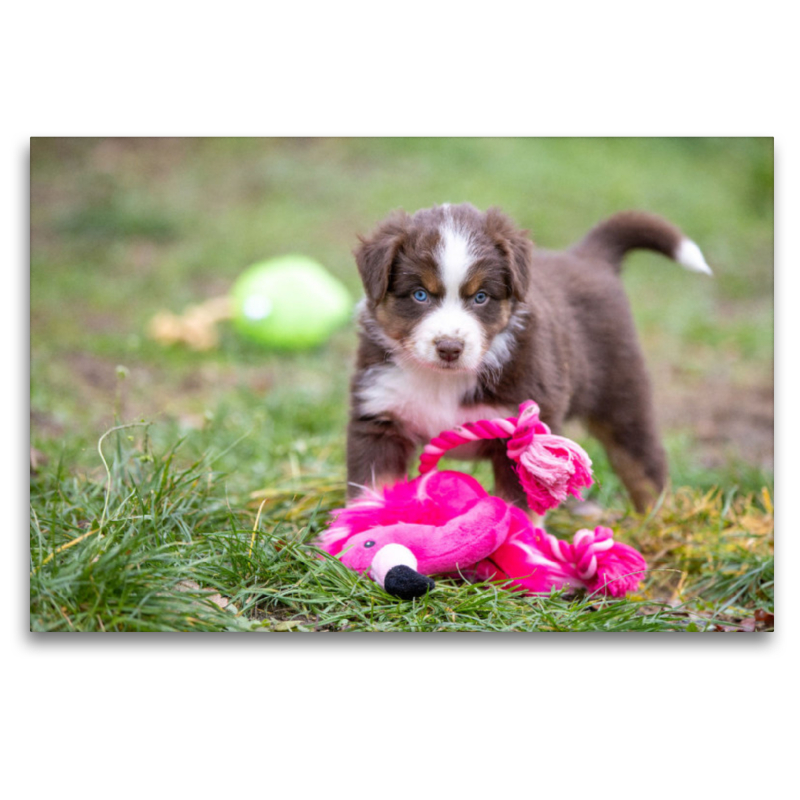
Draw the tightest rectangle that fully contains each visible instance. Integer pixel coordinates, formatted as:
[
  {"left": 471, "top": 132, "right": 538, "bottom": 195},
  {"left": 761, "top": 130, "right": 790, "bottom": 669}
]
[{"left": 355, "top": 203, "right": 532, "bottom": 373}]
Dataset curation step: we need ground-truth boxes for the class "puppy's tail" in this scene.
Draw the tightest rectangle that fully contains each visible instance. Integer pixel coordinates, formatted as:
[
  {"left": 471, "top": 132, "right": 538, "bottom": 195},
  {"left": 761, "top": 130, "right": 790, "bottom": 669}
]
[{"left": 570, "top": 211, "right": 712, "bottom": 275}]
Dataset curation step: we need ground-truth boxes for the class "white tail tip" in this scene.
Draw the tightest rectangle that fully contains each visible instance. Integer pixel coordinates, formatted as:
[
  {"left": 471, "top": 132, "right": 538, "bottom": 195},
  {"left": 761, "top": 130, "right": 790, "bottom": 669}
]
[{"left": 675, "top": 238, "right": 713, "bottom": 276}]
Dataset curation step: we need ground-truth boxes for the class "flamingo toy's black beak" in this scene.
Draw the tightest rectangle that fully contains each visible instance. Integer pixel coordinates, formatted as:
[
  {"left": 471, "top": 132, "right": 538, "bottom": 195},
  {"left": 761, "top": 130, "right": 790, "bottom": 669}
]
[{"left": 383, "top": 565, "right": 435, "bottom": 600}]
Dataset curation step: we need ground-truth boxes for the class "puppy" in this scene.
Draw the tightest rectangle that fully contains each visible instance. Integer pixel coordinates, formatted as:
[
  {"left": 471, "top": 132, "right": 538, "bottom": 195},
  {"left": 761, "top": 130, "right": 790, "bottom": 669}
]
[{"left": 347, "top": 203, "right": 711, "bottom": 514}]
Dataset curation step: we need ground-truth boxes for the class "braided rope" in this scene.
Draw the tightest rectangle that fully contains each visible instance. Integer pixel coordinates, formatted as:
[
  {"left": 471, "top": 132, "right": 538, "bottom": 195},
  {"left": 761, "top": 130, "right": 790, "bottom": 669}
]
[
  {"left": 418, "top": 400, "right": 591, "bottom": 514},
  {"left": 419, "top": 401, "right": 545, "bottom": 474},
  {"left": 520, "top": 527, "right": 617, "bottom": 583}
]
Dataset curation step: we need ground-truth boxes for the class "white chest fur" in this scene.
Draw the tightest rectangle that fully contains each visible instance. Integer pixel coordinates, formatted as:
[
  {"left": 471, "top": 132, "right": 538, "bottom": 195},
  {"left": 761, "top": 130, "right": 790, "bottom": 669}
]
[{"left": 356, "top": 363, "right": 510, "bottom": 441}]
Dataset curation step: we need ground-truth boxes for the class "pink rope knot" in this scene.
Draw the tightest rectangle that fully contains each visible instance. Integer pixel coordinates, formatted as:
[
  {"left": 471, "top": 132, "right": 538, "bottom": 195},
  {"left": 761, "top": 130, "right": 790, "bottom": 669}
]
[
  {"left": 537, "top": 526, "right": 615, "bottom": 582},
  {"left": 419, "top": 400, "right": 593, "bottom": 514},
  {"left": 570, "top": 526, "right": 647, "bottom": 597},
  {"left": 475, "top": 524, "right": 647, "bottom": 597}
]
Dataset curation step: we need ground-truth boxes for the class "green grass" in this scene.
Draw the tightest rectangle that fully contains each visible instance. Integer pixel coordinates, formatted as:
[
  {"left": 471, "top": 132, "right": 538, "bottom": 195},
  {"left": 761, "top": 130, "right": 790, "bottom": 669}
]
[
  {"left": 30, "top": 137, "right": 774, "bottom": 632},
  {"left": 30, "top": 426, "right": 773, "bottom": 632}
]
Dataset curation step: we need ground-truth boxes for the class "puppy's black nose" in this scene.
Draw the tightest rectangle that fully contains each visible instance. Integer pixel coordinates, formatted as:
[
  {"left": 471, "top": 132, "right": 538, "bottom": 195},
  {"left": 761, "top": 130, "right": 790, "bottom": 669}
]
[{"left": 435, "top": 338, "right": 464, "bottom": 362}]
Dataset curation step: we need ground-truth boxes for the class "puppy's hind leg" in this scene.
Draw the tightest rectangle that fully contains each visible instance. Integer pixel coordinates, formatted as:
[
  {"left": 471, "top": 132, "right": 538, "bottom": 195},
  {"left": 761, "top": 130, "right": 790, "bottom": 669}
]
[{"left": 587, "top": 402, "right": 668, "bottom": 514}]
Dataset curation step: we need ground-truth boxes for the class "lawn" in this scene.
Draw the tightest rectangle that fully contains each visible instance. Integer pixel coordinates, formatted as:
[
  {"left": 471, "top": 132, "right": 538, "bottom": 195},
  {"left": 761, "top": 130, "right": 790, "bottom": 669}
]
[{"left": 29, "top": 137, "right": 774, "bottom": 632}]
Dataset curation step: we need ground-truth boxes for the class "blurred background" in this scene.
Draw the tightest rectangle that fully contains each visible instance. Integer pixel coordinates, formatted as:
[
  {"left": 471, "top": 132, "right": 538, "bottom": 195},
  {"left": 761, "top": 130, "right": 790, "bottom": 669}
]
[{"left": 29, "top": 137, "right": 773, "bottom": 498}]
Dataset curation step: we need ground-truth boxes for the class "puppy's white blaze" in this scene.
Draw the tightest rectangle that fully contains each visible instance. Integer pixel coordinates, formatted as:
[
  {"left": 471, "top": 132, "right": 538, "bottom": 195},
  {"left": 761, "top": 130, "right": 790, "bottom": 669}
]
[
  {"left": 675, "top": 238, "right": 713, "bottom": 275},
  {"left": 437, "top": 221, "right": 476, "bottom": 297}
]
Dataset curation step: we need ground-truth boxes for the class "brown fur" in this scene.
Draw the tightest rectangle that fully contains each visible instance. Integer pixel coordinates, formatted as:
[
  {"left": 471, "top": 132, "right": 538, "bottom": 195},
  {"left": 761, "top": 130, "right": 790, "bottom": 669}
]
[{"left": 348, "top": 204, "right": 693, "bottom": 512}]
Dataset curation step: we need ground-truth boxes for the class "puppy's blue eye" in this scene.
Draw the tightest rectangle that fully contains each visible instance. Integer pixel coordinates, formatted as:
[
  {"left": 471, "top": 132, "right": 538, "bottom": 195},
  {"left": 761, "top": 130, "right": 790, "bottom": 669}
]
[
  {"left": 474, "top": 291, "right": 488, "bottom": 305},
  {"left": 413, "top": 289, "right": 429, "bottom": 302}
]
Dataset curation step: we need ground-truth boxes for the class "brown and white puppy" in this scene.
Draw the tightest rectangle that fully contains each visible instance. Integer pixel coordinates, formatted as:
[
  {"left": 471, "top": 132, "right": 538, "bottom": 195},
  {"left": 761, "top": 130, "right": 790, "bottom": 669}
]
[{"left": 347, "top": 203, "right": 711, "bottom": 514}]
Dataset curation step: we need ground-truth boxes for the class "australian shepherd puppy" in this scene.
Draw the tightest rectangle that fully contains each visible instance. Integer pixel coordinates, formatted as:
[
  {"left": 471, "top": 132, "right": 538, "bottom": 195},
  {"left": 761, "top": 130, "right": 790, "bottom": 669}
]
[{"left": 347, "top": 203, "right": 711, "bottom": 515}]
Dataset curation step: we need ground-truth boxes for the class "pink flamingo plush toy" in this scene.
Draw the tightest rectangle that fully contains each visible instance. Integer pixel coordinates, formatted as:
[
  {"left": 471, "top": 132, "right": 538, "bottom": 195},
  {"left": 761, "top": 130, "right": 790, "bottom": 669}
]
[{"left": 318, "top": 401, "right": 646, "bottom": 599}]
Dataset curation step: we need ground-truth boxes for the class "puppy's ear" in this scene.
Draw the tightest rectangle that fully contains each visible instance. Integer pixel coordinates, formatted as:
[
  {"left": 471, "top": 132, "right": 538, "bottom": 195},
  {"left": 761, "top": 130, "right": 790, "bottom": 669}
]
[
  {"left": 354, "top": 211, "right": 410, "bottom": 306},
  {"left": 485, "top": 207, "right": 533, "bottom": 301}
]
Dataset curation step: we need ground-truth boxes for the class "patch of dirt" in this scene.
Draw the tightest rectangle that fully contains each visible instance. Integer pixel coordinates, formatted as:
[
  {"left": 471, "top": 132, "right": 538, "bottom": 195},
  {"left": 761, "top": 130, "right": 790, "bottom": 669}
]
[
  {"left": 680, "top": 384, "right": 773, "bottom": 470},
  {"left": 651, "top": 364, "right": 774, "bottom": 471}
]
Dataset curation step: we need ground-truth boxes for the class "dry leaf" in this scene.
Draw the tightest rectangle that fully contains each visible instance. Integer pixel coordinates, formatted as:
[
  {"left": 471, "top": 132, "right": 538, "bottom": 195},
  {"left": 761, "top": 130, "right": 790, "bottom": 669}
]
[
  {"left": 754, "top": 609, "right": 774, "bottom": 629},
  {"left": 175, "top": 580, "right": 233, "bottom": 611},
  {"left": 272, "top": 620, "right": 305, "bottom": 632}
]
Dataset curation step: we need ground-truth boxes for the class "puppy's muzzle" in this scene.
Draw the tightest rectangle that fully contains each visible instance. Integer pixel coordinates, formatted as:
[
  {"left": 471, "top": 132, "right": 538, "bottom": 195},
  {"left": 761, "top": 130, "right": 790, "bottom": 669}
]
[{"left": 435, "top": 337, "right": 464, "bottom": 363}]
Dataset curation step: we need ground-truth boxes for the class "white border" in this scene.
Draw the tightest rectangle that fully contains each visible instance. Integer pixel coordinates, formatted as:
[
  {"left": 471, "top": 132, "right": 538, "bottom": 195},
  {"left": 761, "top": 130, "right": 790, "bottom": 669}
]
[{"left": 9, "top": 2, "right": 794, "bottom": 796}]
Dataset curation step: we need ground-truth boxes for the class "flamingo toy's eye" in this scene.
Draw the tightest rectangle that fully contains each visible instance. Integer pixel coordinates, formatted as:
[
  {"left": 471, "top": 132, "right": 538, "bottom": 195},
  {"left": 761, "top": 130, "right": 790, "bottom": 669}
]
[{"left": 364, "top": 540, "right": 376, "bottom": 548}]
